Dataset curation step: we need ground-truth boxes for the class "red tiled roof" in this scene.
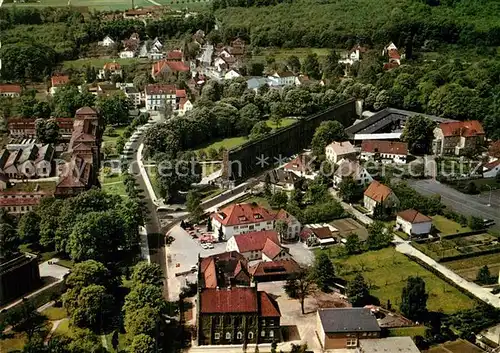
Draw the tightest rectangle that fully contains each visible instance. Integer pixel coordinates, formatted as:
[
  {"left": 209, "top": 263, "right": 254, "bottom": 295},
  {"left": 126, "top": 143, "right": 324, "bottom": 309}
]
[
  {"left": 301, "top": 226, "right": 334, "bottom": 240},
  {"left": 103, "top": 62, "right": 121, "bottom": 70},
  {"left": 212, "top": 203, "right": 275, "bottom": 226},
  {"left": 284, "top": 154, "right": 313, "bottom": 173},
  {"left": 397, "top": 209, "right": 432, "bottom": 224},
  {"left": 200, "top": 252, "right": 248, "bottom": 289},
  {"left": 484, "top": 159, "right": 500, "bottom": 171},
  {"left": 364, "top": 180, "right": 393, "bottom": 202},
  {"left": 0, "top": 197, "right": 42, "bottom": 207},
  {"left": 361, "top": 140, "right": 408, "bottom": 155},
  {"left": 383, "top": 62, "right": 400, "bottom": 70},
  {"left": 250, "top": 259, "right": 301, "bottom": 278},
  {"left": 259, "top": 291, "right": 281, "bottom": 317},
  {"left": 176, "top": 89, "right": 186, "bottom": 98},
  {"left": 262, "top": 238, "right": 283, "bottom": 260},
  {"left": 145, "top": 84, "right": 176, "bottom": 95},
  {"left": 51, "top": 75, "right": 69, "bottom": 87},
  {"left": 234, "top": 230, "right": 279, "bottom": 253},
  {"left": 200, "top": 288, "right": 258, "bottom": 313},
  {"left": 167, "top": 50, "right": 183, "bottom": 60},
  {"left": 152, "top": 60, "right": 189, "bottom": 76},
  {"left": 274, "top": 209, "right": 297, "bottom": 224},
  {"left": 0, "top": 84, "right": 21, "bottom": 94},
  {"left": 388, "top": 49, "right": 400, "bottom": 59},
  {"left": 179, "top": 97, "right": 189, "bottom": 109},
  {"left": 439, "top": 120, "right": 484, "bottom": 137}
]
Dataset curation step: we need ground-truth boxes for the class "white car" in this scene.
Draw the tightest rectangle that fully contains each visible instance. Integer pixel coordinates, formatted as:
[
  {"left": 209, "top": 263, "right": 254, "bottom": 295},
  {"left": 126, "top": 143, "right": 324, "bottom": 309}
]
[
  {"left": 201, "top": 243, "right": 209, "bottom": 250},
  {"left": 206, "top": 243, "right": 214, "bottom": 249}
]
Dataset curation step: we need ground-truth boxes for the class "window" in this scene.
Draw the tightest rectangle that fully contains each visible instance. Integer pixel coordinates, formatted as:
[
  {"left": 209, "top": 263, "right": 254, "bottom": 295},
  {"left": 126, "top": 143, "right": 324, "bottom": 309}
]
[
  {"left": 248, "top": 332, "right": 254, "bottom": 340},
  {"left": 214, "top": 333, "right": 220, "bottom": 340},
  {"left": 261, "top": 331, "right": 266, "bottom": 337},
  {"left": 225, "top": 332, "right": 231, "bottom": 340},
  {"left": 346, "top": 338, "right": 357, "bottom": 347},
  {"left": 362, "top": 332, "right": 367, "bottom": 337},
  {"left": 261, "top": 319, "right": 266, "bottom": 326},
  {"left": 237, "top": 332, "right": 242, "bottom": 339},
  {"left": 269, "top": 330, "right": 274, "bottom": 338}
]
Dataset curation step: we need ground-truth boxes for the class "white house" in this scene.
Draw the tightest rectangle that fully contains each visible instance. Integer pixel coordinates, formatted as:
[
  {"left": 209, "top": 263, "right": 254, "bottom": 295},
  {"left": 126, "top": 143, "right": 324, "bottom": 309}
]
[
  {"left": 124, "top": 87, "right": 142, "bottom": 107},
  {"left": 177, "top": 98, "right": 193, "bottom": 116},
  {"left": 484, "top": 159, "right": 500, "bottom": 178},
  {"left": 267, "top": 71, "right": 297, "bottom": 86},
  {"left": 338, "top": 45, "right": 367, "bottom": 65},
  {"left": 224, "top": 69, "right": 241, "bottom": 80},
  {"left": 325, "top": 141, "right": 356, "bottom": 164},
  {"left": 98, "top": 35, "right": 115, "bottom": 47},
  {"left": 211, "top": 203, "right": 276, "bottom": 241},
  {"left": 98, "top": 62, "right": 123, "bottom": 80},
  {"left": 225, "top": 230, "right": 290, "bottom": 262},
  {"left": 145, "top": 84, "right": 176, "bottom": 111},
  {"left": 274, "top": 209, "right": 301, "bottom": 242},
  {"left": 396, "top": 209, "right": 432, "bottom": 237},
  {"left": 119, "top": 49, "right": 135, "bottom": 58},
  {"left": 363, "top": 180, "right": 400, "bottom": 214},
  {"left": 333, "top": 160, "right": 372, "bottom": 188},
  {"left": 360, "top": 140, "right": 408, "bottom": 164},
  {"left": 283, "top": 154, "right": 315, "bottom": 179},
  {"left": 0, "top": 84, "right": 21, "bottom": 98}
]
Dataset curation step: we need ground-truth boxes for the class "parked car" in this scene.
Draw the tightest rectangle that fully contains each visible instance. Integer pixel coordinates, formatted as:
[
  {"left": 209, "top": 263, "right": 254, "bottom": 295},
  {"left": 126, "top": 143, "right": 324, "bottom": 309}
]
[
  {"left": 201, "top": 243, "right": 209, "bottom": 250},
  {"left": 206, "top": 243, "right": 214, "bottom": 249}
]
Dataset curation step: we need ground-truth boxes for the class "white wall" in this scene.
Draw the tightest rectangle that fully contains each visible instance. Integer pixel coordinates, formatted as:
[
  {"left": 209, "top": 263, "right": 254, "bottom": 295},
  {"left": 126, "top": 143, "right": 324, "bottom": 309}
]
[{"left": 396, "top": 217, "right": 432, "bottom": 236}]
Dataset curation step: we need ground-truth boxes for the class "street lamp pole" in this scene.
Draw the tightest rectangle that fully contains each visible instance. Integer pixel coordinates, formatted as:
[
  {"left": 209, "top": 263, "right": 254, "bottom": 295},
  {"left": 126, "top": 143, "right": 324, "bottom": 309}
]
[{"left": 486, "top": 185, "right": 492, "bottom": 207}]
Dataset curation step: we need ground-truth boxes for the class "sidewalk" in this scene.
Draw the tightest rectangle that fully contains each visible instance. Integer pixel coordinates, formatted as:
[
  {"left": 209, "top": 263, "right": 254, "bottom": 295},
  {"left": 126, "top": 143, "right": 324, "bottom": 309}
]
[{"left": 137, "top": 143, "right": 160, "bottom": 206}]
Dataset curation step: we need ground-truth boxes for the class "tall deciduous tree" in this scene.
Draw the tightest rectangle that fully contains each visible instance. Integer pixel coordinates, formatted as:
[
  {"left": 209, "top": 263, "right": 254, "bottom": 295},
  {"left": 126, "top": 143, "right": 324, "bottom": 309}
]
[
  {"left": 366, "top": 221, "right": 392, "bottom": 250},
  {"left": 323, "top": 50, "right": 343, "bottom": 78},
  {"left": 70, "top": 284, "right": 114, "bottom": 329},
  {"left": 303, "top": 53, "right": 321, "bottom": 80},
  {"left": 400, "top": 276, "right": 428, "bottom": 322},
  {"left": 131, "top": 262, "right": 163, "bottom": 287},
  {"left": 97, "top": 92, "right": 131, "bottom": 126},
  {"left": 345, "top": 233, "right": 362, "bottom": 255},
  {"left": 311, "top": 120, "right": 347, "bottom": 158},
  {"left": 130, "top": 334, "right": 155, "bottom": 353},
  {"left": 287, "top": 55, "right": 301, "bottom": 74},
  {"left": 36, "top": 118, "right": 60, "bottom": 144},
  {"left": 249, "top": 121, "right": 272, "bottom": 140},
  {"left": 314, "top": 252, "right": 336, "bottom": 292},
  {"left": 401, "top": 115, "right": 436, "bottom": 154},
  {"left": 346, "top": 273, "right": 371, "bottom": 307},
  {"left": 283, "top": 267, "right": 315, "bottom": 314},
  {"left": 65, "top": 260, "right": 112, "bottom": 291},
  {"left": 124, "top": 284, "right": 165, "bottom": 314},
  {"left": 18, "top": 211, "right": 41, "bottom": 244},
  {"left": 275, "top": 220, "right": 288, "bottom": 242},
  {"left": 476, "top": 265, "right": 495, "bottom": 285},
  {"left": 338, "top": 176, "right": 363, "bottom": 203},
  {"left": 125, "top": 306, "right": 160, "bottom": 337}
]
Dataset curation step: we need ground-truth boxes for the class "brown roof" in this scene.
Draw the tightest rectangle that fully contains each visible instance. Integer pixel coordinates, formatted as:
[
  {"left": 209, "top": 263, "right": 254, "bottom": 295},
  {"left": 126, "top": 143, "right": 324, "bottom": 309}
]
[
  {"left": 199, "top": 252, "right": 248, "bottom": 289},
  {"left": 274, "top": 209, "right": 297, "bottom": 224},
  {"left": 439, "top": 120, "right": 484, "bottom": 137},
  {"left": 167, "top": 50, "right": 183, "bottom": 60},
  {"left": 388, "top": 49, "right": 400, "bottom": 59},
  {"left": 176, "top": 89, "right": 186, "bottom": 98},
  {"left": 259, "top": 291, "right": 281, "bottom": 317},
  {"left": 212, "top": 203, "right": 275, "bottom": 226},
  {"left": 145, "top": 84, "right": 176, "bottom": 95},
  {"left": 51, "top": 75, "right": 70, "bottom": 87},
  {"left": 397, "top": 209, "right": 432, "bottom": 224},
  {"left": 234, "top": 230, "right": 279, "bottom": 253},
  {"left": 284, "top": 154, "right": 313, "bottom": 173},
  {"left": 103, "top": 62, "right": 121, "bottom": 70},
  {"left": 361, "top": 140, "right": 408, "bottom": 155},
  {"left": 484, "top": 159, "right": 500, "bottom": 171},
  {"left": 0, "top": 84, "right": 21, "bottom": 94},
  {"left": 152, "top": 60, "right": 189, "bottom": 76},
  {"left": 75, "top": 107, "right": 98, "bottom": 116},
  {"left": 301, "top": 226, "right": 334, "bottom": 240},
  {"left": 364, "top": 180, "right": 393, "bottom": 202},
  {"left": 262, "top": 238, "right": 284, "bottom": 260},
  {"left": 250, "top": 259, "right": 301, "bottom": 278}
]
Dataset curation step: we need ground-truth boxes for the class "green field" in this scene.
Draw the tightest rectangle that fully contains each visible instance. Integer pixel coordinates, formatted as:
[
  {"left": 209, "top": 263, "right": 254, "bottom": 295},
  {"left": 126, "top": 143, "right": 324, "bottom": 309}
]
[
  {"left": 101, "top": 173, "right": 128, "bottom": 198},
  {"left": 63, "top": 58, "right": 150, "bottom": 69},
  {"left": 265, "top": 117, "right": 297, "bottom": 129},
  {"left": 445, "top": 252, "right": 500, "bottom": 281},
  {"left": 196, "top": 136, "right": 249, "bottom": 153},
  {"left": 432, "top": 215, "right": 471, "bottom": 236},
  {"left": 3, "top": 0, "right": 210, "bottom": 11},
  {"left": 253, "top": 48, "right": 333, "bottom": 64},
  {"left": 329, "top": 247, "right": 475, "bottom": 314},
  {"left": 387, "top": 326, "right": 427, "bottom": 338}
]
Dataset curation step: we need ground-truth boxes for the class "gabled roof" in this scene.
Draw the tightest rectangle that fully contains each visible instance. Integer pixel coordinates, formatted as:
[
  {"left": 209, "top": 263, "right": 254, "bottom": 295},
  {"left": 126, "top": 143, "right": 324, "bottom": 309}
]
[
  {"left": 397, "top": 209, "right": 432, "bottom": 224},
  {"left": 199, "top": 251, "right": 248, "bottom": 288},
  {"left": 334, "top": 160, "right": 365, "bottom": 178},
  {"left": 274, "top": 209, "right": 298, "bottom": 224},
  {"left": 234, "top": 230, "right": 279, "bottom": 253},
  {"left": 152, "top": 60, "right": 189, "bottom": 75},
  {"left": 176, "top": 89, "right": 186, "bottom": 98},
  {"left": 284, "top": 154, "right": 313, "bottom": 173},
  {"left": 212, "top": 203, "right": 275, "bottom": 226},
  {"left": 301, "top": 226, "right": 334, "bottom": 240},
  {"left": 0, "top": 84, "right": 21, "bottom": 94},
  {"left": 259, "top": 291, "right": 281, "bottom": 317},
  {"left": 388, "top": 49, "right": 400, "bottom": 59},
  {"left": 35, "top": 144, "right": 54, "bottom": 163},
  {"left": 167, "top": 50, "right": 183, "bottom": 60},
  {"left": 200, "top": 287, "right": 258, "bottom": 314},
  {"left": 51, "top": 75, "right": 70, "bottom": 87},
  {"left": 438, "top": 120, "right": 484, "bottom": 137},
  {"left": 103, "top": 62, "right": 121, "bottom": 71},
  {"left": 318, "top": 308, "right": 381, "bottom": 333},
  {"left": 363, "top": 180, "right": 393, "bottom": 202},
  {"left": 145, "top": 84, "right": 176, "bottom": 95},
  {"left": 266, "top": 169, "right": 298, "bottom": 186},
  {"left": 250, "top": 259, "right": 301, "bottom": 278},
  {"left": 361, "top": 140, "right": 408, "bottom": 155},
  {"left": 262, "top": 238, "right": 284, "bottom": 260},
  {"left": 484, "top": 159, "right": 500, "bottom": 171},
  {"left": 326, "top": 141, "right": 356, "bottom": 155},
  {"left": 75, "top": 106, "right": 97, "bottom": 116}
]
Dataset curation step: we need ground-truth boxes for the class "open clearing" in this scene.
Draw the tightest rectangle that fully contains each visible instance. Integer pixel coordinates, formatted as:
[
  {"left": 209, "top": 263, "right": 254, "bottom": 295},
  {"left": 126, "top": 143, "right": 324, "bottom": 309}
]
[
  {"left": 327, "top": 247, "right": 475, "bottom": 314},
  {"left": 431, "top": 215, "right": 471, "bottom": 236},
  {"left": 426, "top": 339, "right": 486, "bottom": 353}
]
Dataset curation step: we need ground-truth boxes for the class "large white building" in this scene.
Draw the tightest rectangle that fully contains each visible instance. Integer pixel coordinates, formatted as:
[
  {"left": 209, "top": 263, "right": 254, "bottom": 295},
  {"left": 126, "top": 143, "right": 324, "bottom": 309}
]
[
  {"left": 333, "top": 160, "right": 372, "bottom": 188},
  {"left": 211, "top": 203, "right": 276, "bottom": 241},
  {"left": 225, "top": 230, "right": 291, "bottom": 262},
  {"left": 325, "top": 141, "right": 356, "bottom": 164},
  {"left": 145, "top": 84, "right": 176, "bottom": 111},
  {"left": 360, "top": 140, "right": 408, "bottom": 164}
]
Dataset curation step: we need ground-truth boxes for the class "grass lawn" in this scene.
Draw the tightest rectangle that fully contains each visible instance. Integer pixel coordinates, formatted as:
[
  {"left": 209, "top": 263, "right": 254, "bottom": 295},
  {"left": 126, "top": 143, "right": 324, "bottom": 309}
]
[
  {"left": 432, "top": 215, "right": 471, "bottom": 236},
  {"left": 10, "top": 181, "right": 56, "bottom": 193},
  {"left": 56, "top": 259, "right": 74, "bottom": 269},
  {"left": 146, "top": 166, "right": 162, "bottom": 199},
  {"left": 63, "top": 57, "right": 149, "bottom": 69},
  {"left": 53, "top": 319, "right": 71, "bottom": 337},
  {"left": 201, "top": 162, "right": 222, "bottom": 177},
  {"left": 328, "top": 247, "right": 475, "bottom": 314},
  {"left": 19, "top": 244, "right": 58, "bottom": 262},
  {"left": 104, "top": 331, "right": 129, "bottom": 353},
  {"left": 445, "top": 252, "right": 500, "bottom": 281},
  {"left": 103, "top": 126, "right": 127, "bottom": 144},
  {"left": 241, "top": 195, "right": 272, "bottom": 210},
  {"left": 265, "top": 117, "right": 297, "bottom": 129},
  {"left": 387, "top": 326, "right": 427, "bottom": 338},
  {"left": 253, "top": 47, "right": 334, "bottom": 64},
  {"left": 41, "top": 306, "right": 68, "bottom": 321},
  {"left": 196, "top": 136, "right": 248, "bottom": 153},
  {"left": 0, "top": 333, "right": 27, "bottom": 353},
  {"left": 101, "top": 172, "right": 128, "bottom": 198}
]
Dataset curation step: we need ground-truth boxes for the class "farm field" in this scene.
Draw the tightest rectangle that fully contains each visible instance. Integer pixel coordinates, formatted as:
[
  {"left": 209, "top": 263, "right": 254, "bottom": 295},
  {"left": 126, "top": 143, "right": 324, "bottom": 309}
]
[
  {"left": 327, "top": 247, "right": 475, "bottom": 314},
  {"left": 445, "top": 252, "right": 500, "bottom": 281},
  {"left": 253, "top": 48, "right": 335, "bottom": 64}
]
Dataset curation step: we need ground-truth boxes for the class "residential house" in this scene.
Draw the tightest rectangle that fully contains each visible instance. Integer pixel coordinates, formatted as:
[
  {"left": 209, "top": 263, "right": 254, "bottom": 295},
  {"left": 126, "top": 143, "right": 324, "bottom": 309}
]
[
  {"left": 382, "top": 42, "right": 401, "bottom": 65},
  {"left": 274, "top": 209, "right": 301, "bottom": 242},
  {"left": 214, "top": 55, "right": 238, "bottom": 72},
  {"left": 2, "top": 144, "right": 55, "bottom": 179},
  {"left": 483, "top": 159, "right": 500, "bottom": 178},
  {"left": 50, "top": 75, "right": 70, "bottom": 95},
  {"left": 224, "top": 69, "right": 241, "bottom": 80},
  {"left": 198, "top": 252, "right": 250, "bottom": 289},
  {"left": 333, "top": 160, "right": 372, "bottom": 188},
  {"left": 339, "top": 45, "right": 368, "bottom": 65},
  {"left": 316, "top": 308, "right": 381, "bottom": 349},
  {"left": 358, "top": 337, "right": 420, "bottom": 353},
  {"left": 265, "top": 169, "right": 299, "bottom": 192},
  {"left": 124, "top": 87, "right": 141, "bottom": 107},
  {"left": 249, "top": 258, "right": 301, "bottom": 283},
  {"left": 326, "top": 141, "right": 356, "bottom": 164},
  {"left": 0, "top": 190, "right": 48, "bottom": 214},
  {"left": 363, "top": 180, "right": 399, "bottom": 214},
  {"left": 119, "top": 47, "right": 136, "bottom": 58},
  {"left": 396, "top": 209, "right": 432, "bottom": 237},
  {"left": 151, "top": 60, "right": 189, "bottom": 79},
  {"left": 226, "top": 230, "right": 290, "bottom": 262},
  {"left": 197, "top": 287, "right": 281, "bottom": 345},
  {"left": 0, "top": 84, "right": 21, "bottom": 97},
  {"left": 230, "top": 38, "right": 246, "bottom": 56},
  {"left": 211, "top": 203, "right": 276, "bottom": 240},
  {"left": 98, "top": 62, "right": 123, "bottom": 80},
  {"left": 283, "top": 154, "right": 315, "bottom": 179},
  {"left": 247, "top": 77, "right": 270, "bottom": 91},
  {"left": 139, "top": 39, "right": 164, "bottom": 60},
  {"left": 97, "top": 35, "right": 115, "bottom": 47},
  {"left": 433, "top": 120, "right": 485, "bottom": 156},
  {"left": 267, "top": 71, "right": 297, "bottom": 86},
  {"left": 177, "top": 98, "right": 193, "bottom": 116},
  {"left": 8, "top": 118, "right": 73, "bottom": 139},
  {"left": 2, "top": 149, "right": 21, "bottom": 178},
  {"left": 300, "top": 224, "right": 338, "bottom": 247},
  {"left": 34, "top": 144, "right": 54, "bottom": 177},
  {"left": 166, "top": 50, "right": 183, "bottom": 61},
  {"left": 145, "top": 84, "right": 176, "bottom": 111},
  {"left": 360, "top": 140, "right": 408, "bottom": 164}
]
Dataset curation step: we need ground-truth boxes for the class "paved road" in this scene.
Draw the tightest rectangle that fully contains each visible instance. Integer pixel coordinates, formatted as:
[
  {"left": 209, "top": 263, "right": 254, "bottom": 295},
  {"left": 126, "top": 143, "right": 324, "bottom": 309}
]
[{"left": 408, "top": 179, "right": 500, "bottom": 229}]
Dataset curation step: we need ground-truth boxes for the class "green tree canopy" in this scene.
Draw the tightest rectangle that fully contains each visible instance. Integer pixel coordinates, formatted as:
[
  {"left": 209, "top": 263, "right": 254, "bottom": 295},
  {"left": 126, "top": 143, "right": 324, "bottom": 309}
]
[
  {"left": 400, "top": 276, "right": 429, "bottom": 322},
  {"left": 314, "top": 252, "right": 336, "bottom": 292},
  {"left": 131, "top": 262, "right": 163, "bottom": 287},
  {"left": 346, "top": 273, "right": 371, "bottom": 307},
  {"left": 311, "top": 120, "right": 347, "bottom": 158},
  {"left": 130, "top": 334, "right": 155, "bottom": 353},
  {"left": 401, "top": 115, "right": 436, "bottom": 154},
  {"left": 125, "top": 306, "right": 160, "bottom": 337},
  {"left": 18, "top": 211, "right": 41, "bottom": 244}
]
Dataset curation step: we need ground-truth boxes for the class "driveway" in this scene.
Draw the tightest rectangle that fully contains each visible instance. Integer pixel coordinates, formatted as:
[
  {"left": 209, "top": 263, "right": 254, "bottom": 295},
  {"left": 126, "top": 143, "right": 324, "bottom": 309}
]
[{"left": 408, "top": 179, "right": 500, "bottom": 229}]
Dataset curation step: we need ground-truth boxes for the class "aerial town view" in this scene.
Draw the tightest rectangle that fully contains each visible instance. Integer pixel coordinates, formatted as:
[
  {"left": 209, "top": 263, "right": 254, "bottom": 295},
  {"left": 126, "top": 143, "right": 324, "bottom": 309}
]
[{"left": 1, "top": 0, "right": 500, "bottom": 352}]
